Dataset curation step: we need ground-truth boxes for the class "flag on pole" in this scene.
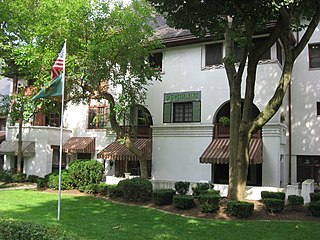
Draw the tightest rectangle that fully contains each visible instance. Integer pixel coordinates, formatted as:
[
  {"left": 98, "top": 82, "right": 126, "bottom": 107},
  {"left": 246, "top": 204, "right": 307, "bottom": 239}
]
[{"left": 31, "top": 43, "right": 66, "bottom": 101}]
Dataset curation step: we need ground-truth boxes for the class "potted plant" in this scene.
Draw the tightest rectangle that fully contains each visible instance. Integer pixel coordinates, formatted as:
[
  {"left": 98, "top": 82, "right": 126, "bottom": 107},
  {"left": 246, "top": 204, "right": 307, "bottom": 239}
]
[{"left": 218, "top": 116, "right": 230, "bottom": 126}]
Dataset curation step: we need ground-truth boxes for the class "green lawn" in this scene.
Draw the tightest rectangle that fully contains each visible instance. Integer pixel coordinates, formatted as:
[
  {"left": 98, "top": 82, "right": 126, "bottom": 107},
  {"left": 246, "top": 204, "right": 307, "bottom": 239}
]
[{"left": 0, "top": 190, "right": 319, "bottom": 240}]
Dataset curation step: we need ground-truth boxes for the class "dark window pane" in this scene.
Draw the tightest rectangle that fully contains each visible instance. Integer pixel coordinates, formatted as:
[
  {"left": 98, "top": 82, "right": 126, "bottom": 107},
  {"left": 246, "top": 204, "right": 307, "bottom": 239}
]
[
  {"left": 149, "top": 52, "right": 163, "bottom": 70},
  {"left": 277, "top": 41, "right": 283, "bottom": 65},
  {"left": 173, "top": 102, "right": 193, "bottom": 123},
  {"left": 309, "top": 44, "right": 320, "bottom": 68},
  {"left": 205, "top": 43, "right": 222, "bottom": 66},
  {"left": 253, "top": 38, "right": 271, "bottom": 60}
]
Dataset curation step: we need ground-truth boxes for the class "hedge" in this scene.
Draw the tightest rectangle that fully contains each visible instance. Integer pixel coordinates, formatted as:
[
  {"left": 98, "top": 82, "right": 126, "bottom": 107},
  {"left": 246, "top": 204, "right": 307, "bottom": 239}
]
[
  {"left": 308, "top": 201, "right": 320, "bottom": 217},
  {"left": 118, "top": 177, "right": 152, "bottom": 202},
  {"left": 261, "top": 191, "right": 285, "bottom": 200},
  {"left": 263, "top": 198, "right": 285, "bottom": 213},
  {"left": 152, "top": 189, "right": 176, "bottom": 205},
  {"left": 287, "top": 195, "right": 304, "bottom": 210},
  {"left": 173, "top": 195, "right": 195, "bottom": 210},
  {"left": 198, "top": 193, "right": 220, "bottom": 213},
  {"left": 174, "top": 181, "right": 190, "bottom": 195},
  {"left": 227, "top": 201, "right": 254, "bottom": 218}
]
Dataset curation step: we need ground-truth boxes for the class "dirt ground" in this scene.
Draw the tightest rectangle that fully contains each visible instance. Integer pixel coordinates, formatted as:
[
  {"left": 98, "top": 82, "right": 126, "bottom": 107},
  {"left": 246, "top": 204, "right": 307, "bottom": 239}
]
[{"left": 42, "top": 189, "right": 319, "bottom": 222}]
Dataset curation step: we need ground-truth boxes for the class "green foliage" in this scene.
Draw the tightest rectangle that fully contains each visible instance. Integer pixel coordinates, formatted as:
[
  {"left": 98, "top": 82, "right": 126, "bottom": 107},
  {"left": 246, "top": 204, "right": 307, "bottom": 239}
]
[
  {"left": 0, "top": 170, "right": 12, "bottom": 183},
  {"left": 96, "top": 183, "right": 109, "bottom": 196},
  {"left": 261, "top": 191, "right": 285, "bottom": 200},
  {"left": 11, "top": 173, "right": 27, "bottom": 183},
  {"left": 191, "top": 182, "right": 214, "bottom": 197},
  {"left": 108, "top": 184, "right": 123, "bottom": 198},
  {"left": 227, "top": 200, "right": 254, "bottom": 218},
  {"left": 0, "top": 218, "right": 77, "bottom": 240},
  {"left": 263, "top": 198, "right": 285, "bottom": 213},
  {"left": 308, "top": 201, "right": 320, "bottom": 217},
  {"left": 79, "top": 184, "right": 99, "bottom": 194},
  {"left": 68, "top": 160, "right": 104, "bottom": 189},
  {"left": 118, "top": 177, "right": 152, "bottom": 202},
  {"left": 198, "top": 193, "right": 220, "bottom": 213},
  {"left": 36, "top": 177, "right": 47, "bottom": 189},
  {"left": 152, "top": 189, "right": 176, "bottom": 206},
  {"left": 174, "top": 181, "right": 190, "bottom": 195},
  {"left": 47, "top": 171, "right": 73, "bottom": 190},
  {"left": 310, "top": 192, "right": 320, "bottom": 202},
  {"left": 173, "top": 195, "right": 195, "bottom": 210},
  {"left": 218, "top": 116, "right": 230, "bottom": 126},
  {"left": 27, "top": 175, "right": 39, "bottom": 183},
  {"left": 287, "top": 195, "right": 304, "bottom": 210}
]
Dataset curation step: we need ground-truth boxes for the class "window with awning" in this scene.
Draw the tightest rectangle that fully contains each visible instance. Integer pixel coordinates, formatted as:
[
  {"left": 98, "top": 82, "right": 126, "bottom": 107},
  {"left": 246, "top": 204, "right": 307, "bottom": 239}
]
[
  {"left": 200, "top": 138, "right": 262, "bottom": 165},
  {"left": 63, "top": 137, "right": 95, "bottom": 154}
]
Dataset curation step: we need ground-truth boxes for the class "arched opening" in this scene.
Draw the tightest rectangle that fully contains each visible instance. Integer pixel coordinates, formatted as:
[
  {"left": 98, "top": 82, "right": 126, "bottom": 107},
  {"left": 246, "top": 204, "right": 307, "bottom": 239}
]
[{"left": 211, "top": 100, "right": 262, "bottom": 186}]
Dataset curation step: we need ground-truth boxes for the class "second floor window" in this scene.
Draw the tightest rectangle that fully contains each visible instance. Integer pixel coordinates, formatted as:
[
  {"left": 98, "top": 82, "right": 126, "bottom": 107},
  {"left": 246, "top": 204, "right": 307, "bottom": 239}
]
[
  {"left": 88, "top": 100, "right": 108, "bottom": 129},
  {"left": 205, "top": 43, "right": 223, "bottom": 66},
  {"left": 45, "top": 113, "right": 61, "bottom": 127},
  {"left": 309, "top": 43, "right": 320, "bottom": 68},
  {"left": 149, "top": 52, "right": 163, "bottom": 71}
]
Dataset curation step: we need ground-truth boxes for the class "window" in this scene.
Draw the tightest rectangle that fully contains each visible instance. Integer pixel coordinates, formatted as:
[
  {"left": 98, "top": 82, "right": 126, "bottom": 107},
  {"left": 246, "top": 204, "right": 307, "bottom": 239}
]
[
  {"left": 317, "top": 102, "right": 320, "bottom": 116},
  {"left": 149, "top": 52, "right": 163, "bottom": 71},
  {"left": 88, "top": 100, "right": 108, "bottom": 129},
  {"left": 51, "top": 148, "right": 67, "bottom": 172},
  {"left": 297, "top": 156, "right": 320, "bottom": 183},
  {"left": 253, "top": 37, "right": 271, "bottom": 61},
  {"left": 309, "top": 43, "right": 320, "bottom": 68},
  {"left": 45, "top": 113, "right": 61, "bottom": 127},
  {"left": 205, "top": 43, "right": 223, "bottom": 66},
  {"left": 163, "top": 91, "right": 201, "bottom": 123}
]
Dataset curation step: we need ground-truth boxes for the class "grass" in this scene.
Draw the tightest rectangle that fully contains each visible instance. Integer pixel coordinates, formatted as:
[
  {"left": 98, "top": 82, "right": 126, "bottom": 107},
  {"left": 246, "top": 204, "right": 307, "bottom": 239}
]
[{"left": 0, "top": 190, "right": 320, "bottom": 240}]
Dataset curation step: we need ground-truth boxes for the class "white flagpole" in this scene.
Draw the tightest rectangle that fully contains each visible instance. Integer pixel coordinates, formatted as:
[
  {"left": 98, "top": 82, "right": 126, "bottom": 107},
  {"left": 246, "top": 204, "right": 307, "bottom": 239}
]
[{"left": 57, "top": 40, "right": 66, "bottom": 221}]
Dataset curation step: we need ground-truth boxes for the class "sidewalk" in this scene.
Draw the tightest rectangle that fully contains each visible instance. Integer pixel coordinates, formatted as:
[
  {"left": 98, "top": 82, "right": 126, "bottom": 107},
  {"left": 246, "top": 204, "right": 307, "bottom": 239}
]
[{"left": 0, "top": 183, "right": 37, "bottom": 191}]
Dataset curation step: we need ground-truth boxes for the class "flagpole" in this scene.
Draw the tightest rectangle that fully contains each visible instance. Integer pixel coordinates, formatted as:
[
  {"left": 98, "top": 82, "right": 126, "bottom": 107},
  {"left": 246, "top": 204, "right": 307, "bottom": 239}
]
[{"left": 57, "top": 40, "right": 66, "bottom": 221}]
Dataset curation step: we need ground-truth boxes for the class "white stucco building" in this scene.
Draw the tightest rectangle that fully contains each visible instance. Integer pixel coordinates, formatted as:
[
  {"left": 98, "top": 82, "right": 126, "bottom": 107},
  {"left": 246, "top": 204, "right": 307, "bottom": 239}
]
[{"left": 0, "top": 17, "right": 319, "bottom": 192}]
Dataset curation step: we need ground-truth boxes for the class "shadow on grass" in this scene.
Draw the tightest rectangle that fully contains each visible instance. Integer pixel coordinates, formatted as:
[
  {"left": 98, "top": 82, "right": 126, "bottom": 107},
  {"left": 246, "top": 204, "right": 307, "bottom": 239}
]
[{"left": 0, "top": 190, "right": 320, "bottom": 240}]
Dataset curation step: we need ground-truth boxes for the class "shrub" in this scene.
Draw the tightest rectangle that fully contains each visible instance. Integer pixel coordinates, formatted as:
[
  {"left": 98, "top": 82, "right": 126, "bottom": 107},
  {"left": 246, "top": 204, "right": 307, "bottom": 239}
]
[
  {"left": 308, "top": 201, "right": 320, "bottom": 217},
  {"left": 68, "top": 160, "right": 104, "bottom": 188},
  {"left": 310, "top": 192, "right": 320, "bottom": 202},
  {"left": 96, "top": 183, "right": 109, "bottom": 195},
  {"left": 263, "top": 198, "right": 285, "bottom": 213},
  {"left": 79, "top": 184, "right": 99, "bottom": 194},
  {"left": 198, "top": 193, "right": 220, "bottom": 213},
  {"left": 11, "top": 173, "right": 27, "bottom": 183},
  {"left": 261, "top": 191, "right": 285, "bottom": 200},
  {"left": 227, "top": 200, "right": 254, "bottom": 218},
  {"left": 47, "top": 171, "right": 73, "bottom": 190},
  {"left": 191, "top": 182, "right": 213, "bottom": 197},
  {"left": 0, "top": 170, "right": 11, "bottom": 182},
  {"left": 37, "top": 177, "right": 47, "bottom": 189},
  {"left": 173, "top": 195, "right": 195, "bottom": 210},
  {"left": 174, "top": 181, "right": 190, "bottom": 195},
  {"left": 0, "top": 218, "right": 77, "bottom": 240},
  {"left": 27, "top": 175, "right": 39, "bottom": 183},
  {"left": 118, "top": 177, "right": 152, "bottom": 202},
  {"left": 108, "top": 185, "right": 123, "bottom": 198},
  {"left": 152, "top": 189, "right": 176, "bottom": 205},
  {"left": 287, "top": 195, "right": 304, "bottom": 210},
  {"left": 3, "top": 173, "right": 13, "bottom": 183}
]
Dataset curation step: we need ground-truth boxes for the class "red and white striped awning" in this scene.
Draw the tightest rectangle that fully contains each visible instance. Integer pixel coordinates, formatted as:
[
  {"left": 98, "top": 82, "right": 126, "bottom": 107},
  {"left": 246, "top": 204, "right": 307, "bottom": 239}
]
[
  {"left": 63, "top": 137, "right": 96, "bottom": 153},
  {"left": 200, "top": 138, "right": 262, "bottom": 165},
  {"left": 97, "top": 138, "right": 152, "bottom": 161}
]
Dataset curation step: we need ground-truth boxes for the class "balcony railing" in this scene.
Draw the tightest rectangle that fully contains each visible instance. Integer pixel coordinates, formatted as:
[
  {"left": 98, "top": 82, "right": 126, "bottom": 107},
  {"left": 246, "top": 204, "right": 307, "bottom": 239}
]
[{"left": 215, "top": 123, "right": 261, "bottom": 139}]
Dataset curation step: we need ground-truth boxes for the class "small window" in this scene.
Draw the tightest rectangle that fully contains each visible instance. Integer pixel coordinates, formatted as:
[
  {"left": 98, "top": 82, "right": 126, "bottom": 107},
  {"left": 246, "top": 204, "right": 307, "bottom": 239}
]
[
  {"left": 88, "top": 100, "right": 108, "bottom": 129},
  {"left": 253, "top": 38, "right": 271, "bottom": 61},
  {"left": 205, "top": 43, "right": 223, "bottom": 66},
  {"left": 163, "top": 91, "right": 201, "bottom": 123},
  {"left": 45, "top": 113, "right": 61, "bottom": 127},
  {"left": 317, "top": 102, "right": 320, "bottom": 115},
  {"left": 309, "top": 43, "right": 320, "bottom": 68},
  {"left": 149, "top": 52, "right": 163, "bottom": 71}
]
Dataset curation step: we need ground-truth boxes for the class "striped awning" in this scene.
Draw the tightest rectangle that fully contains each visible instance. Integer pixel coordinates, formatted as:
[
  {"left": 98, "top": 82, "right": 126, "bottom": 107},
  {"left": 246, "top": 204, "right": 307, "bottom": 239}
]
[
  {"left": 97, "top": 138, "right": 152, "bottom": 161},
  {"left": 63, "top": 137, "right": 96, "bottom": 153},
  {"left": 200, "top": 138, "right": 262, "bottom": 165},
  {"left": 0, "top": 141, "right": 35, "bottom": 157}
]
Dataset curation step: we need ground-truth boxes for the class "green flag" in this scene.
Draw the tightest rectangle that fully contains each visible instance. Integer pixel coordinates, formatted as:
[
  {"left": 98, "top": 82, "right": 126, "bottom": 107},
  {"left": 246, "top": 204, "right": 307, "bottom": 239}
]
[{"left": 31, "top": 74, "right": 63, "bottom": 101}]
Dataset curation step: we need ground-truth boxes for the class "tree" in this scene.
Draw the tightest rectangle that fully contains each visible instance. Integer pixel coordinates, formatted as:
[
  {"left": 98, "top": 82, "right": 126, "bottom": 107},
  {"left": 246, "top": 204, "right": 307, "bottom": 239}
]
[
  {"left": 148, "top": 0, "right": 320, "bottom": 200},
  {"left": 0, "top": 0, "right": 161, "bottom": 177}
]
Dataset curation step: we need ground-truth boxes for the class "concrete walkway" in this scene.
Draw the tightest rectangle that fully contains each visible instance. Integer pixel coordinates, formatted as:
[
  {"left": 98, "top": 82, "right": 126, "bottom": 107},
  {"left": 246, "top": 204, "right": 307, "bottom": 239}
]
[{"left": 0, "top": 183, "right": 37, "bottom": 191}]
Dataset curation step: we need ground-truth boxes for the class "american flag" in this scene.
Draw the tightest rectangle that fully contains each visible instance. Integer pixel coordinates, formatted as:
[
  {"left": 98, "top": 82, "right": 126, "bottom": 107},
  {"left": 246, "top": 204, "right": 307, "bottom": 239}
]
[{"left": 51, "top": 43, "right": 66, "bottom": 80}]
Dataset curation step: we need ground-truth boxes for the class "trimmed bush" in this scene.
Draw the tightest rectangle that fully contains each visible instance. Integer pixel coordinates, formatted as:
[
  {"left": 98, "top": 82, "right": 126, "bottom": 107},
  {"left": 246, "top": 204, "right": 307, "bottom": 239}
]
[
  {"left": 198, "top": 193, "right": 220, "bottom": 213},
  {"left": 261, "top": 191, "right": 285, "bottom": 200},
  {"left": 152, "top": 189, "right": 176, "bottom": 205},
  {"left": 173, "top": 195, "right": 195, "bottom": 210},
  {"left": 47, "top": 171, "right": 73, "bottom": 190},
  {"left": 227, "top": 200, "right": 254, "bottom": 218},
  {"left": 174, "top": 181, "right": 190, "bottom": 195},
  {"left": 79, "top": 184, "right": 99, "bottom": 194},
  {"left": 287, "top": 195, "right": 304, "bottom": 210},
  {"left": 118, "top": 177, "right": 152, "bottom": 202},
  {"left": 310, "top": 192, "right": 320, "bottom": 202},
  {"left": 96, "top": 183, "right": 109, "bottom": 195},
  {"left": 27, "top": 175, "right": 39, "bottom": 183},
  {"left": 37, "top": 177, "right": 47, "bottom": 189},
  {"left": 68, "top": 160, "right": 104, "bottom": 188},
  {"left": 108, "top": 184, "right": 123, "bottom": 198},
  {"left": 3, "top": 173, "right": 13, "bottom": 183},
  {"left": 0, "top": 218, "right": 77, "bottom": 240},
  {"left": 191, "top": 182, "right": 213, "bottom": 197},
  {"left": 11, "top": 173, "right": 27, "bottom": 183},
  {"left": 263, "top": 198, "right": 285, "bottom": 213},
  {"left": 308, "top": 201, "right": 320, "bottom": 217}
]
